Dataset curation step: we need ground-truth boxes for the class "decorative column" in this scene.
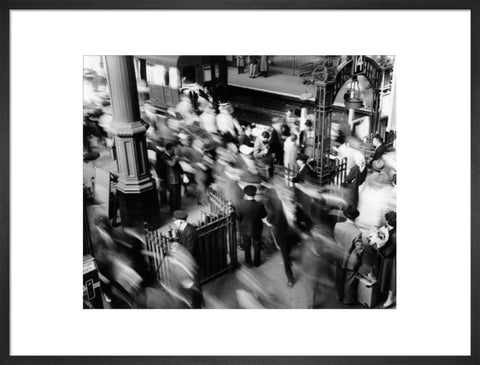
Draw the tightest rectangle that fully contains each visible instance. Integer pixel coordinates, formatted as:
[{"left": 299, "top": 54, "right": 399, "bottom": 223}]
[
  {"left": 371, "top": 88, "right": 381, "bottom": 135},
  {"left": 314, "top": 80, "right": 335, "bottom": 182},
  {"left": 105, "top": 56, "right": 160, "bottom": 229}
]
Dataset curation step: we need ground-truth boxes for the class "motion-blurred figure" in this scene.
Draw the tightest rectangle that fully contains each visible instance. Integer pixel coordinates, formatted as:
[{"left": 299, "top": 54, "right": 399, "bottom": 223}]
[
  {"left": 356, "top": 160, "right": 393, "bottom": 234},
  {"left": 199, "top": 102, "right": 218, "bottom": 135},
  {"left": 216, "top": 103, "right": 243, "bottom": 143},
  {"left": 262, "top": 183, "right": 296, "bottom": 288},
  {"left": 153, "top": 242, "right": 204, "bottom": 309}
]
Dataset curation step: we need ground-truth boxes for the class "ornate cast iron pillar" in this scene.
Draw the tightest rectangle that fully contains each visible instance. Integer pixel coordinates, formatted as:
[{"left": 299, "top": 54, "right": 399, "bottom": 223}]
[
  {"left": 371, "top": 89, "right": 381, "bottom": 136},
  {"left": 314, "top": 80, "right": 335, "bottom": 182},
  {"left": 105, "top": 56, "right": 160, "bottom": 228}
]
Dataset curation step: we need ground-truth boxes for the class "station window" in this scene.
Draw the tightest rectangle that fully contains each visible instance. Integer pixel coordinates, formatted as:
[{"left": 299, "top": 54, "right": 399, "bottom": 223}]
[{"left": 203, "top": 65, "right": 212, "bottom": 82}]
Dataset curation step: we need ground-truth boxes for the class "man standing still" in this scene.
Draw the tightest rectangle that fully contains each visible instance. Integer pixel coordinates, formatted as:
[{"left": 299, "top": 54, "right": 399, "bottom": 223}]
[
  {"left": 173, "top": 210, "right": 199, "bottom": 259},
  {"left": 160, "top": 143, "right": 183, "bottom": 215},
  {"left": 237, "top": 56, "right": 245, "bottom": 74},
  {"left": 369, "top": 134, "right": 388, "bottom": 167},
  {"left": 292, "top": 154, "right": 316, "bottom": 184},
  {"left": 249, "top": 56, "right": 259, "bottom": 78},
  {"left": 253, "top": 131, "right": 274, "bottom": 178},
  {"left": 236, "top": 185, "right": 267, "bottom": 267},
  {"left": 334, "top": 206, "right": 362, "bottom": 304}
]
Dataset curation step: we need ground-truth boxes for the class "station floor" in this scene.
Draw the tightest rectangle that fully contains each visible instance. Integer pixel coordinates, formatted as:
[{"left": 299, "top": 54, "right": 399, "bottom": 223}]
[
  {"left": 85, "top": 144, "right": 395, "bottom": 310},
  {"left": 227, "top": 66, "right": 314, "bottom": 101}
]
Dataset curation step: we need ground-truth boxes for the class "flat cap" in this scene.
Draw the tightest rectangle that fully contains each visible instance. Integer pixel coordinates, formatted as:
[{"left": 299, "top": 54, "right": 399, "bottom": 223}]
[{"left": 173, "top": 210, "right": 188, "bottom": 220}]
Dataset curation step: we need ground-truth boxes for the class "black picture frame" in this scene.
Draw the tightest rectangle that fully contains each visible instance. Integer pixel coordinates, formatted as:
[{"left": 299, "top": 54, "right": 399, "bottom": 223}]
[{"left": 1, "top": 1, "right": 478, "bottom": 364}]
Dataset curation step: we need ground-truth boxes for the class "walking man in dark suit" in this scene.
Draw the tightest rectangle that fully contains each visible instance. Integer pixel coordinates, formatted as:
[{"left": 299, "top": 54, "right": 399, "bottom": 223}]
[
  {"left": 160, "top": 143, "right": 183, "bottom": 215},
  {"left": 236, "top": 185, "right": 267, "bottom": 267}
]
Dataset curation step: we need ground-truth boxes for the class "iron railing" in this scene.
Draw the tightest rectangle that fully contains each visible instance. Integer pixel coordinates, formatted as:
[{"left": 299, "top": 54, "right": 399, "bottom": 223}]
[{"left": 144, "top": 186, "right": 238, "bottom": 286}]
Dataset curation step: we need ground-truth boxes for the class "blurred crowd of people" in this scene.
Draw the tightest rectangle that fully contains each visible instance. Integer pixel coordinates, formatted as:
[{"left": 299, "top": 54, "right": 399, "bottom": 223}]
[{"left": 84, "top": 71, "right": 397, "bottom": 309}]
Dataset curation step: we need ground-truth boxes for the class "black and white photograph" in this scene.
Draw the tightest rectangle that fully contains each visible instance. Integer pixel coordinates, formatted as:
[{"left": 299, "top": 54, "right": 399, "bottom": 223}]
[
  {"left": 6, "top": 6, "right": 475, "bottom": 361},
  {"left": 83, "top": 55, "right": 397, "bottom": 309}
]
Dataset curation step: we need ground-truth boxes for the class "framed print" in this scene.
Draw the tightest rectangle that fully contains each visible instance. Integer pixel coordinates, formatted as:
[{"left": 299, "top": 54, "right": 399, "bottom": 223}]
[{"left": 2, "top": 1, "right": 479, "bottom": 365}]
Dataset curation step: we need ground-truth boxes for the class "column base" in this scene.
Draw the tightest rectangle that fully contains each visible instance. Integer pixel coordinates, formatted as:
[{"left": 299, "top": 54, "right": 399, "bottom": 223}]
[{"left": 117, "top": 187, "right": 161, "bottom": 230}]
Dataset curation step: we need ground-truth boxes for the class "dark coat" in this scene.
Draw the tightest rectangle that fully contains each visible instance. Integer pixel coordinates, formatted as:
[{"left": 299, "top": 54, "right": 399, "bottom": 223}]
[
  {"left": 237, "top": 199, "right": 267, "bottom": 237},
  {"left": 159, "top": 152, "right": 183, "bottom": 185},
  {"left": 343, "top": 165, "right": 367, "bottom": 205},
  {"left": 345, "top": 165, "right": 367, "bottom": 188},
  {"left": 292, "top": 164, "right": 317, "bottom": 183},
  {"left": 377, "top": 229, "right": 396, "bottom": 293},
  {"left": 334, "top": 221, "right": 362, "bottom": 255},
  {"left": 178, "top": 223, "right": 198, "bottom": 257},
  {"left": 299, "top": 129, "right": 317, "bottom": 152},
  {"left": 239, "top": 133, "right": 254, "bottom": 148},
  {"left": 264, "top": 189, "right": 290, "bottom": 237},
  {"left": 372, "top": 143, "right": 388, "bottom": 162}
]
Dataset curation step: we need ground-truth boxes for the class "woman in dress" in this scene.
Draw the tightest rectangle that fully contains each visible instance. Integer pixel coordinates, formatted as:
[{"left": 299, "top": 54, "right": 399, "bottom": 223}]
[
  {"left": 299, "top": 120, "right": 315, "bottom": 158},
  {"left": 377, "top": 211, "right": 396, "bottom": 308}
]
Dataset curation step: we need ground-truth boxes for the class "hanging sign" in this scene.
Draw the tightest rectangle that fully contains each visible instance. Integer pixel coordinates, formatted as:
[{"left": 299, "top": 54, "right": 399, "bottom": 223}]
[{"left": 353, "top": 55, "right": 365, "bottom": 75}]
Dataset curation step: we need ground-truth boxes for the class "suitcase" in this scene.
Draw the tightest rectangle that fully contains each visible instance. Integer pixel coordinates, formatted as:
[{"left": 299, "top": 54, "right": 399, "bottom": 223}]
[{"left": 357, "top": 277, "right": 378, "bottom": 308}]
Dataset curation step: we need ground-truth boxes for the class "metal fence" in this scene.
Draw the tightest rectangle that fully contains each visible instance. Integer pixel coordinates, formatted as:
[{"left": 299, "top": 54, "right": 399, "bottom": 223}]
[
  {"left": 144, "top": 186, "right": 238, "bottom": 286},
  {"left": 317, "top": 158, "right": 348, "bottom": 186},
  {"left": 274, "top": 158, "right": 347, "bottom": 187},
  {"left": 145, "top": 227, "right": 172, "bottom": 285}
]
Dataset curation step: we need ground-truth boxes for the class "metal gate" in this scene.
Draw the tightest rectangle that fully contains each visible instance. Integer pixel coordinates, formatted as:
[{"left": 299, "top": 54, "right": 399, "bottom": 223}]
[
  {"left": 144, "top": 186, "right": 238, "bottom": 286},
  {"left": 275, "top": 158, "right": 347, "bottom": 187},
  {"left": 326, "top": 157, "right": 347, "bottom": 186}
]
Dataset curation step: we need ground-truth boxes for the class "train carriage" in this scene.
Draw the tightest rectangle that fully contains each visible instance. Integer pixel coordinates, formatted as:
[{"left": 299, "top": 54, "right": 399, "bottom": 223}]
[{"left": 135, "top": 55, "right": 228, "bottom": 111}]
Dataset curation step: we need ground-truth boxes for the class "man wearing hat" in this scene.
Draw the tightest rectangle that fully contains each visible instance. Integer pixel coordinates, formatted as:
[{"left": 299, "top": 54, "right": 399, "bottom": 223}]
[
  {"left": 292, "top": 154, "right": 316, "bottom": 184},
  {"left": 173, "top": 210, "right": 198, "bottom": 259},
  {"left": 365, "top": 159, "right": 391, "bottom": 186},
  {"left": 253, "top": 131, "right": 274, "bottom": 178},
  {"left": 333, "top": 205, "right": 362, "bottom": 304},
  {"left": 160, "top": 143, "right": 183, "bottom": 215},
  {"left": 368, "top": 134, "right": 388, "bottom": 167},
  {"left": 236, "top": 185, "right": 268, "bottom": 267}
]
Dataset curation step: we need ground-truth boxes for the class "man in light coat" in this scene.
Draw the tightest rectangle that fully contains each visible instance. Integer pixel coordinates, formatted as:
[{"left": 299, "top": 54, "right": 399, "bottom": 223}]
[{"left": 334, "top": 205, "right": 362, "bottom": 304}]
